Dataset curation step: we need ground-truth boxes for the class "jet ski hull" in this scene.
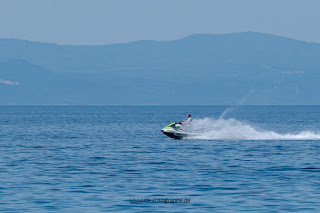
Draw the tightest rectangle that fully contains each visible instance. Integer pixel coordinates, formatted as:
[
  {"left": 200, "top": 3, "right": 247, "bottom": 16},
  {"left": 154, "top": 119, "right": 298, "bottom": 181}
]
[
  {"left": 161, "top": 122, "right": 187, "bottom": 139},
  {"left": 162, "top": 122, "right": 198, "bottom": 139},
  {"left": 162, "top": 130, "right": 184, "bottom": 139}
]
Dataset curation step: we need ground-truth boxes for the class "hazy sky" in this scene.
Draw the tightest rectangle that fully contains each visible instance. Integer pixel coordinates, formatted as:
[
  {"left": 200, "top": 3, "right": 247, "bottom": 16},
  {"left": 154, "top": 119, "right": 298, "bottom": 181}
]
[{"left": 1, "top": 0, "right": 320, "bottom": 45}]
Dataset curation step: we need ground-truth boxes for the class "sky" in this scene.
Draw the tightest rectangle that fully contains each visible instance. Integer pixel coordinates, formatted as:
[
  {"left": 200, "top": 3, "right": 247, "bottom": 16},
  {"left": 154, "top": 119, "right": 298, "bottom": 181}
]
[{"left": 1, "top": 0, "right": 320, "bottom": 45}]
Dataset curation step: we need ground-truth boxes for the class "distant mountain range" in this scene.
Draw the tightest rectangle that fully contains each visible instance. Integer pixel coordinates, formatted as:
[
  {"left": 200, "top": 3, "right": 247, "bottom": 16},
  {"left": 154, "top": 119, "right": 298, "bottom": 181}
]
[{"left": 1, "top": 32, "right": 320, "bottom": 105}]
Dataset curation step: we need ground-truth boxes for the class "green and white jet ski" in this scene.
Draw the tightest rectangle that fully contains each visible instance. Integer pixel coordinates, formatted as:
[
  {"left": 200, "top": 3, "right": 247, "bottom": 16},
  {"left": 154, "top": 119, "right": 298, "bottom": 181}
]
[{"left": 161, "top": 122, "right": 187, "bottom": 139}]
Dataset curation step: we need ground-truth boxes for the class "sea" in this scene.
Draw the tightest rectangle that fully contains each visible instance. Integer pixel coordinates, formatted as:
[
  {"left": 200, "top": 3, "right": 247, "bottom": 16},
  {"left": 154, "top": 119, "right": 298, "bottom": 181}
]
[{"left": 1, "top": 106, "right": 320, "bottom": 212}]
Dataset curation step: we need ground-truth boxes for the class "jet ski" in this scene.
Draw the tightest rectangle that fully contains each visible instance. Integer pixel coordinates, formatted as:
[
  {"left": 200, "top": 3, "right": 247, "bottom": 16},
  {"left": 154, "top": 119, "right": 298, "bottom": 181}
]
[{"left": 161, "top": 122, "right": 188, "bottom": 139}]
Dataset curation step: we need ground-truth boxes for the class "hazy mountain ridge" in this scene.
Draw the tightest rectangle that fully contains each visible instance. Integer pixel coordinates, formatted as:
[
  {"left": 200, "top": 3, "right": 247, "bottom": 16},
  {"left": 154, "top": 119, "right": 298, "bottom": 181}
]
[{"left": 1, "top": 32, "right": 320, "bottom": 105}]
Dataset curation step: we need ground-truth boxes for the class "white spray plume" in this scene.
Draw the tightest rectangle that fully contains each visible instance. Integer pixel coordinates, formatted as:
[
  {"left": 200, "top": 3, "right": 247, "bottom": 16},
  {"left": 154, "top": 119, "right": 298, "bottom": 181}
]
[{"left": 219, "top": 90, "right": 255, "bottom": 119}]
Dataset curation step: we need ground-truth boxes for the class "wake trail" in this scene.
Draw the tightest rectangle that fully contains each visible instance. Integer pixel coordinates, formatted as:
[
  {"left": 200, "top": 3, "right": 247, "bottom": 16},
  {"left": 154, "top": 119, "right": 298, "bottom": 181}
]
[{"left": 187, "top": 118, "right": 320, "bottom": 140}]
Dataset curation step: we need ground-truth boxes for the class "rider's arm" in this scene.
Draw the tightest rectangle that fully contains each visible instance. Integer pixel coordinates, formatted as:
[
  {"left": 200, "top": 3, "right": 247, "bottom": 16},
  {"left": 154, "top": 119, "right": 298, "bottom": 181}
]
[{"left": 181, "top": 119, "right": 190, "bottom": 124}]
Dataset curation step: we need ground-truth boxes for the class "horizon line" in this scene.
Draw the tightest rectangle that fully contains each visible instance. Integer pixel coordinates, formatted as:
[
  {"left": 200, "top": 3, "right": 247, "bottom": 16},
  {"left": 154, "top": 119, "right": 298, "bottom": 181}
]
[
  {"left": 0, "top": 31, "right": 318, "bottom": 46},
  {"left": 0, "top": 104, "right": 319, "bottom": 107}
]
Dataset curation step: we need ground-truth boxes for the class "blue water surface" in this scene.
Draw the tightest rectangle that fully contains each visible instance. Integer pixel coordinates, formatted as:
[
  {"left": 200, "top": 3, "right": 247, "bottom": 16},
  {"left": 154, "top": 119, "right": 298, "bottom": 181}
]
[{"left": 1, "top": 106, "right": 320, "bottom": 212}]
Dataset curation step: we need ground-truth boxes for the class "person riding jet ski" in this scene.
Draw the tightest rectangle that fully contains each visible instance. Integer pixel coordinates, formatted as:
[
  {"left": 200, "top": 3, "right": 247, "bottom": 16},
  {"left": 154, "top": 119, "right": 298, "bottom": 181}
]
[
  {"left": 181, "top": 113, "right": 192, "bottom": 124},
  {"left": 161, "top": 113, "right": 193, "bottom": 139}
]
